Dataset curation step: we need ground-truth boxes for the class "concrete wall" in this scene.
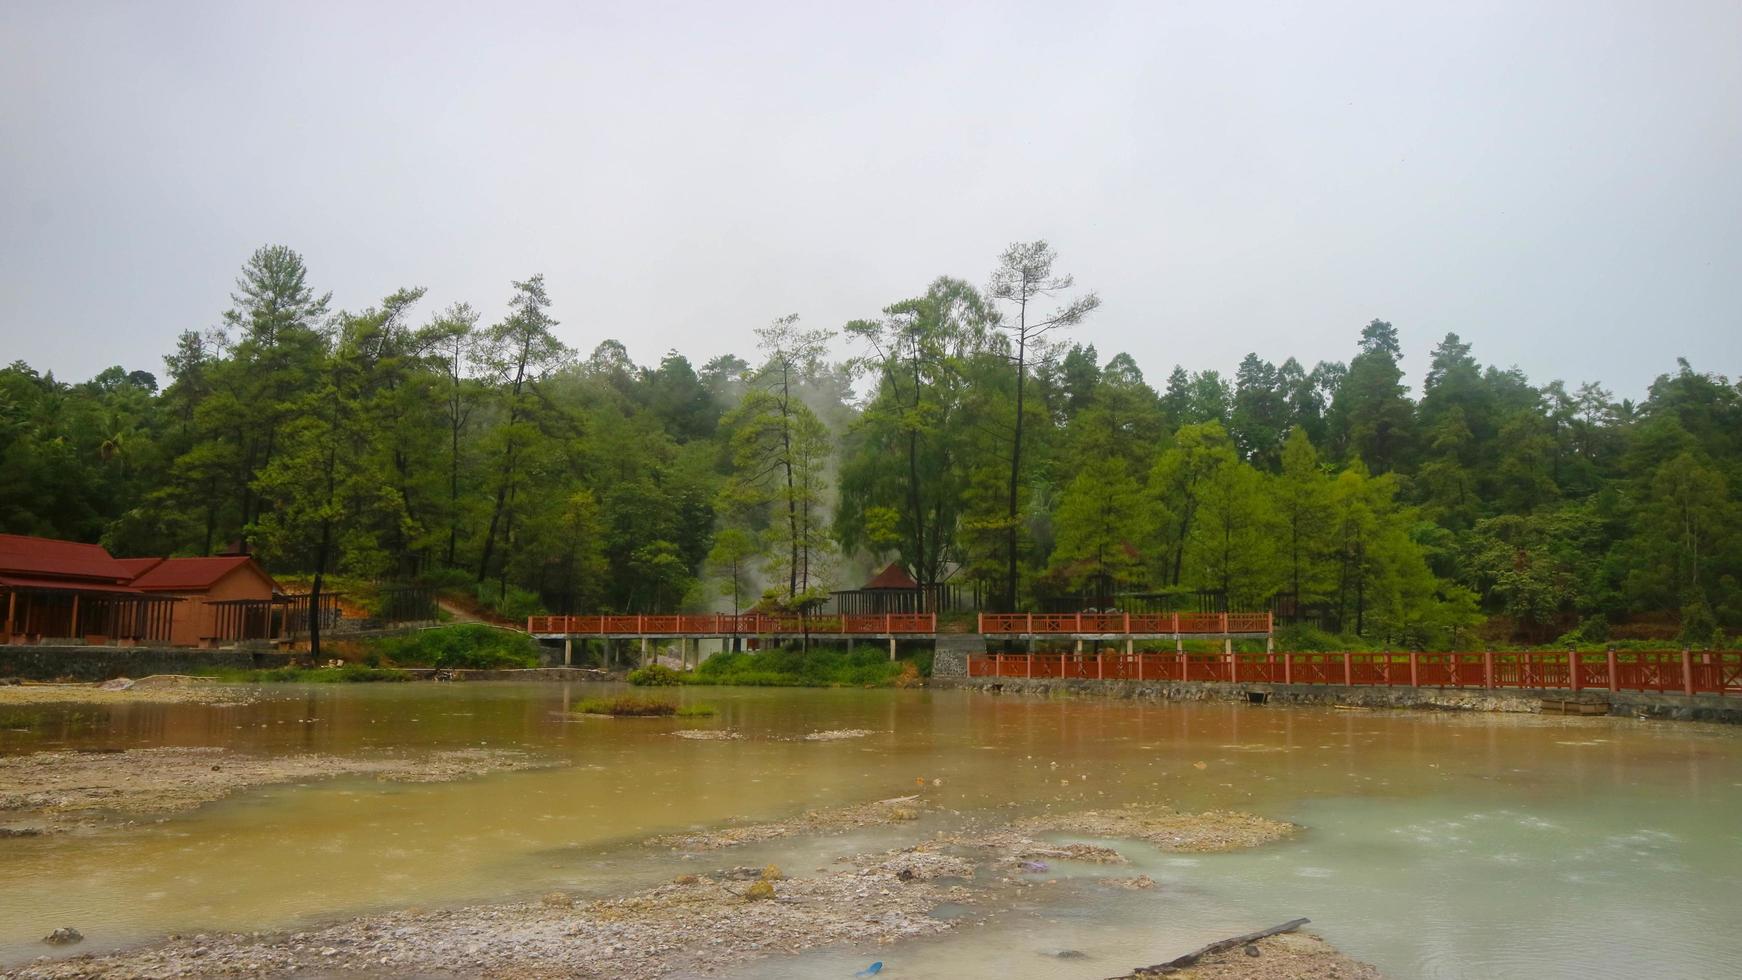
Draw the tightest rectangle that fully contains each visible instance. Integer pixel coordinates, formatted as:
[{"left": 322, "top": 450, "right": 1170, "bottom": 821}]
[
  {"left": 938, "top": 674, "right": 1742, "bottom": 725},
  {"left": 0, "top": 645, "right": 294, "bottom": 681}
]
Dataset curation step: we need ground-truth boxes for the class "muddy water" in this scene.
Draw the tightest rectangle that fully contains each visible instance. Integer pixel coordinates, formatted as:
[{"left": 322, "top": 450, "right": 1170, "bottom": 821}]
[{"left": 2, "top": 684, "right": 1738, "bottom": 978}]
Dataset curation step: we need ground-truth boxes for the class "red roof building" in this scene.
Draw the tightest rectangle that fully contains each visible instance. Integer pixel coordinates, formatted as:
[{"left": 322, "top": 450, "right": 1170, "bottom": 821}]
[{"left": 0, "top": 534, "right": 277, "bottom": 647}]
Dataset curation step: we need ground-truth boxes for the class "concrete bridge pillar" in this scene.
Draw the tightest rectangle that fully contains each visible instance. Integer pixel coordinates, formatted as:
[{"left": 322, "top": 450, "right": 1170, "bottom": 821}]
[
  {"left": 563, "top": 637, "right": 572, "bottom": 667},
  {"left": 888, "top": 636, "right": 897, "bottom": 661}
]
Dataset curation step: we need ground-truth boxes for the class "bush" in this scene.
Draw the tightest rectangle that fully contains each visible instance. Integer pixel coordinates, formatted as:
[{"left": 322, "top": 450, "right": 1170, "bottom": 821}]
[
  {"left": 367, "top": 625, "right": 542, "bottom": 669},
  {"left": 1679, "top": 600, "right": 1721, "bottom": 647},
  {"left": 574, "top": 696, "right": 679, "bottom": 716},
  {"left": 473, "top": 582, "right": 546, "bottom": 621},
  {"left": 627, "top": 664, "right": 684, "bottom": 686}
]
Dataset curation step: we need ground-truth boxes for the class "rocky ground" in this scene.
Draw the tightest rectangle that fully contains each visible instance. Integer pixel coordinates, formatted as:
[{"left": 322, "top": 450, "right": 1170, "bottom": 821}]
[
  {"left": 4, "top": 790, "right": 1378, "bottom": 979},
  {"left": 0, "top": 676, "right": 260, "bottom": 707},
  {"left": 645, "top": 794, "right": 925, "bottom": 850},
  {"left": 0, "top": 746, "right": 542, "bottom": 836},
  {"left": 1014, "top": 803, "right": 1298, "bottom": 852},
  {"left": 1118, "top": 931, "right": 1384, "bottom": 979}
]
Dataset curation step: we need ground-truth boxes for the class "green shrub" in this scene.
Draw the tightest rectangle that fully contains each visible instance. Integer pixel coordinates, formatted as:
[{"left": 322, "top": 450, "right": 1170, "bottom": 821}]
[
  {"left": 674, "top": 703, "right": 716, "bottom": 717},
  {"left": 574, "top": 696, "right": 678, "bottom": 716},
  {"left": 627, "top": 664, "right": 683, "bottom": 686},
  {"left": 473, "top": 583, "right": 547, "bottom": 621},
  {"left": 367, "top": 624, "right": 542, "bottom": 669}
]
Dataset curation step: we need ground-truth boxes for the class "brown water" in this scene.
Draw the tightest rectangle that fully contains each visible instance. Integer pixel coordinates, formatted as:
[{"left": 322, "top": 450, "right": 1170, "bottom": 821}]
[{"left": 2, "top": 683, "right": 1739, "bottom": 978}]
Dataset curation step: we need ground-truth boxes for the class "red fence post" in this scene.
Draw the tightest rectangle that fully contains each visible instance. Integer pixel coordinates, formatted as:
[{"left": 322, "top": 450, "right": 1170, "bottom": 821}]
[
  {"left": 1569, "top": 649, "right": 1582, "bottom": 692},
  {"left": 1606, "top": 647, "right": 1618, "bottom": 693},
  {"left": 1026, "top": 612, "right": 1034, "bottom": 635},
  {"left": 1682, "top": 648, "right": 1695, "bottom": 696},
  {"left": 1283, "top": 652, "right": 1293, "bottom": 685},
  {"left": 1026, "top": 651, "right": 1033, "bottom": 678},
  {"left": 1342, "top": 652, "right": 1353, "bottom": 686},
  {"left": 1483, "top": 650, "right": 1494, "bottom": 689},
  {"left": 1097, "top": 652, "right": 1104, "bottom": 680},
  {"left": 1408, "top": 651, "right": 1419, "bottom": 688}
]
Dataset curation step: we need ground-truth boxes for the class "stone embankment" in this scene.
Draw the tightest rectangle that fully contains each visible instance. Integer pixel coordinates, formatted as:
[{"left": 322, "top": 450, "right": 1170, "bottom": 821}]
[{"left": 939, "top": 674, "right": 1742, "bottom": 724}]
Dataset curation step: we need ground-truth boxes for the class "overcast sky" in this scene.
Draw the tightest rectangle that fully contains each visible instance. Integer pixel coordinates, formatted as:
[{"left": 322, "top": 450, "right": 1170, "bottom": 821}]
[{"left": 3, "top": 1, "right": 1738, "bottom": 398}]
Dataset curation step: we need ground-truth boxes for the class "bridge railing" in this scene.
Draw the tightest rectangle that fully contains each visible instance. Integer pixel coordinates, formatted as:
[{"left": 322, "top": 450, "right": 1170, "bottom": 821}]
[
  {"left": 528, "top": 613, "right": 936, "bottom": 635},
  {"left": 965, "top": 650, "right": 1742, "bottom": 697},
  {"left": 975, "top": 611, "right": 1275, "bottom": 635}
]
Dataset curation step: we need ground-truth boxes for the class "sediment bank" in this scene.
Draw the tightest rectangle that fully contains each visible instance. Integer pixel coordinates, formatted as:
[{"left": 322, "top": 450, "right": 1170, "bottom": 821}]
[
  {"left": 0, "top": 746, "right": 543, "bottom": 836},
  {"left": 4, "top": 801, "right": 1373, "bottom": 979},
  {"left": 938, "top": 675, "right": 1742, "bottom": 724}
]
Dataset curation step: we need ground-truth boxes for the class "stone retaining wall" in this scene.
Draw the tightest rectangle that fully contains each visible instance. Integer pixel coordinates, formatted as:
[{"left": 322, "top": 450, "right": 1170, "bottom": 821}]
[
  {"left": 937, "top": 675, "right": 1742, "bottom": 724},
  {"left": 0, "top": 646, "right": 295, "bottom": 681}
]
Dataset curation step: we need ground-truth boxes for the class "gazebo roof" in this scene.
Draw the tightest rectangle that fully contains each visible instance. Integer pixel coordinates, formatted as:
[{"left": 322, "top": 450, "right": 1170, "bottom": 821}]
[{"left": 862, "top": 562, "right": 919, "bottom": 591}]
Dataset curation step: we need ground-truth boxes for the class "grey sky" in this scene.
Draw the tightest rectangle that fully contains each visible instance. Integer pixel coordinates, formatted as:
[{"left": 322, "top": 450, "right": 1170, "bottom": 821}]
[{"left": 3, "top": 1, "right": 1738, "bottom": 398}]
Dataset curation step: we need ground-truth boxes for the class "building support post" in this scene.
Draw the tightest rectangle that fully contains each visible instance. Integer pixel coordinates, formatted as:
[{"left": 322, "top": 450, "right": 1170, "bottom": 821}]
[
  {"left": 640, "top": 636, "right": 649, "bottom": 666},
  {"left": 563, "top": 636, "right": 572, "bottom": 667},
  {"left": 888, "top": 635, "right": 897, "bottom": 662}
]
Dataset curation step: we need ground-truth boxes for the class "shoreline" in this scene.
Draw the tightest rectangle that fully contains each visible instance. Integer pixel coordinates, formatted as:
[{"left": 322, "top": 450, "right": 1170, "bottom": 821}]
[{"left": 935, "top": 675, "right": 1742, "bottom": 725}]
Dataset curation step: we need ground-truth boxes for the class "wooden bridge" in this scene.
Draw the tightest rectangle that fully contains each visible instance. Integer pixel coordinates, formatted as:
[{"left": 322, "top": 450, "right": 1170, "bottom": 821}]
[
  {"left": 527, "top": 613, "right": 936, "bottom": 638},
  {"left": 967, "top": 649, "right": 1742, "bottom": 697},
  {"left": 978, "top": 612, "right": 1273, "bottom": 638}
]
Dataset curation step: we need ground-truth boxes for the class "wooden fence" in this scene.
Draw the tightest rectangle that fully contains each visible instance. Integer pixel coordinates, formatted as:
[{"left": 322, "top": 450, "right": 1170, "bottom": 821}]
[{"left": 966, "top": 649, "right": 1742, "bottom": 697}]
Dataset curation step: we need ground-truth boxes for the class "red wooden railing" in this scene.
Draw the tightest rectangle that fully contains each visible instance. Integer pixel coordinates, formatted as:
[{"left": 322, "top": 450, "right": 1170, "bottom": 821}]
[
  {"left": 527, "top": 613, "right": 936, "bottom": 635},
  {"left": 977, "top": 612, "right": 1274, "bottom": 635},
  {"left": 965, "top": 650, "right": 1742, "bottom": 698}
]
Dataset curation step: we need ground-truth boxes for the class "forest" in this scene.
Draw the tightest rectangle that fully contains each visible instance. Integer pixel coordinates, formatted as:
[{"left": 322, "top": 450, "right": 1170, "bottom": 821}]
[{"left": 2, "top": 242, "right": 1737, "bottom": 649}]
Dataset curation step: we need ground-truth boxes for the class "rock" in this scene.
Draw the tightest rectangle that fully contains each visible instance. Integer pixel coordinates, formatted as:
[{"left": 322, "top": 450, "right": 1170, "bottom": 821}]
[
  {"left": 540, "top": 891, "right": 573, "bottom": 908},
  {"left": 1045, "top": 949, "right": 1088, "bottom": 959},
  {"left": 43, "top": 927, "right": 83, "bottom": 946},
  {"left": 98, "top": 678, "right": 135, "bottom": 691},
  {"left": 1245, "top": 944, "right": 1261, "bottom": 957}
]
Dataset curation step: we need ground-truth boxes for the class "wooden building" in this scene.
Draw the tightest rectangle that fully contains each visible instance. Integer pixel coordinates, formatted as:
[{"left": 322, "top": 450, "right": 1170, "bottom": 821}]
[
  {"left": 122, "top": 556, "right": 281, "bottom": 647},
  {"left": 0, "top": 534, "right": 278, "bottom": 647}
]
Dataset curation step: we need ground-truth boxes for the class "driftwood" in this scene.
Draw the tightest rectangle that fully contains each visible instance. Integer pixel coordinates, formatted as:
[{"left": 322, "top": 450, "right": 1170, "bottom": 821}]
[{"left": 1111, "top": 918, "right": 1310, "bottom": 977}]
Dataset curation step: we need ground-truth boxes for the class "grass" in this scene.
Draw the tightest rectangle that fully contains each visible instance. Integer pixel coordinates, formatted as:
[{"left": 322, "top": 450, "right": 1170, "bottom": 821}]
[
  {"left": 196, "top": 665, "right": 413, "bottom": 683},
  {"left": 572, "top": 695, "right": 715, "bottom": 717}
]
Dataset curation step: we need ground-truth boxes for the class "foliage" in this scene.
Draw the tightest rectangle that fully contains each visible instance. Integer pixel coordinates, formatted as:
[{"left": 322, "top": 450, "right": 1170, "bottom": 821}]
[
  {"left": 573, "top": 695, "right": 680, "bottom": 716},
  {"left": 197, "top": 665, "right": 413, "bottom": 683},
  {"left": 7, "top": 243, "right": 1742, "bottom": 649},
  {"left": 366, "top": 624, "right": 541, "bottom": 670},
  {"left": 627, "top": 663, "right": 684, "bottom": 686}
]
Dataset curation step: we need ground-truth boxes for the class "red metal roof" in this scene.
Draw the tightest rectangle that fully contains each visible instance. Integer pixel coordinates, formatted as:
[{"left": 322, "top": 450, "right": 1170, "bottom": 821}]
[
  {"left": 0, "top": 574, "right": 148, "bottom": 595},
  {"left": 0, "top": 533, "right": 133, "bottom": 584},
  {"left": 863, "top": 562, "right": 920, "bottom": 590},
  {"left": 129, "top": 556, "right": 268, "bottom": 592}
]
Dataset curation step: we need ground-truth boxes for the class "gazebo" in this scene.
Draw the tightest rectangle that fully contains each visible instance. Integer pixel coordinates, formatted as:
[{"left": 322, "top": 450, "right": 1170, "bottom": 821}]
[{"left": 830, "top": 562, "right": 929, "bottom": 615}]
